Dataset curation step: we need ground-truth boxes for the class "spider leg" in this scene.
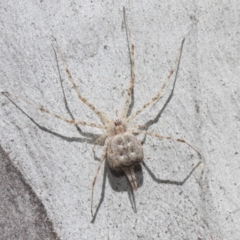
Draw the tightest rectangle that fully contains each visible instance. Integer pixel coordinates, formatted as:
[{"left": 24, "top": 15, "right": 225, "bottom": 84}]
[
  {"left": 126, "top": 38, "right": 185, "bottom": 123},
  {"left": 91, "top": 137, "right": 109, "bottom": 217},
  {"left": 92, "top": 134, "right": 108, "bottom": 158},
  {"left": 130, "top": 124, "right": 148, "bottom": 130},
  {"left": 2, "top": 92, "right": 106, "bottom": 130},
  {"left": 120, "top": 7, "right": 135, "bottom": 119},
  {"left": 130, "top": 128, "right": 201, "bottom": 157},
  {"left": 123, "top": 167, "right": 138, "bottom": 190},
  {"left": 52, "top": 38, "right": 109, "bottom": 124}
]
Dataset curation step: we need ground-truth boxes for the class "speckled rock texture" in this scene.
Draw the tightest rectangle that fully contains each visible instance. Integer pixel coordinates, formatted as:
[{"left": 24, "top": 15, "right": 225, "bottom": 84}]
[{"left": 1, "top": 1, "right": 239, "bottom": 239}]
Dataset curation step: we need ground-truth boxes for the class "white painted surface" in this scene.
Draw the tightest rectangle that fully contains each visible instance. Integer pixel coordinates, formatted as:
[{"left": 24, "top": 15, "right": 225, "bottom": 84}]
[{"left": 0, "top": 1, "right": 239, "bottom": 239}]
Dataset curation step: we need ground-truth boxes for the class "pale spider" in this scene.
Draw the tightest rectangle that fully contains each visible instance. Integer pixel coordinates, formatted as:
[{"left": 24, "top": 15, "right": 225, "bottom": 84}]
[{"left": 2, "top": 7, "right": 201, "bottom": 217}]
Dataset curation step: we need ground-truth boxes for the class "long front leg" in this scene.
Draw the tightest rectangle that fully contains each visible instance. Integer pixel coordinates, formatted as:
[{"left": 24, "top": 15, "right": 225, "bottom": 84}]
[
  {"left": 2, "top": 92, "right": 106, "bottom": 130},
  {"left": 53, "top": 38, "right": 109, "bottom": 124},
  {"left": 120, "top": 7, "right": 136, "bottom": 119},
  {"left": 126, "top": 39, "right": 185, "bottom": 123}
]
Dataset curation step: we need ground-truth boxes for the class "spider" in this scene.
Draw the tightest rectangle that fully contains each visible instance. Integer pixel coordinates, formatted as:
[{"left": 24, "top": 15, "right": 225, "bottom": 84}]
[{"left": 2, "top": 7, "right": 201, "bottom": 217}]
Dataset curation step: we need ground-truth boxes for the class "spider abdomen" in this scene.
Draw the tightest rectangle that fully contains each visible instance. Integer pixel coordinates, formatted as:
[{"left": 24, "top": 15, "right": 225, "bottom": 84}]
[{"left": 107, "top": 132, "right": 143, "bottom": 170}]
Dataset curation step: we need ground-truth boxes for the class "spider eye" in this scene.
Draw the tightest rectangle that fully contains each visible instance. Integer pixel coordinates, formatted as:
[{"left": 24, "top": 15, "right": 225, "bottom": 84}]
[{"left": 114, "top": 117, "right": 121, "bottom": 125}]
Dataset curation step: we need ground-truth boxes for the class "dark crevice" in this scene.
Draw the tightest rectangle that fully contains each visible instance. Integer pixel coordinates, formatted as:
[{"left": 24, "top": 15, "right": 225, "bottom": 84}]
[{"left": 0, "top": 144, "right": 60, "bottom": 239}]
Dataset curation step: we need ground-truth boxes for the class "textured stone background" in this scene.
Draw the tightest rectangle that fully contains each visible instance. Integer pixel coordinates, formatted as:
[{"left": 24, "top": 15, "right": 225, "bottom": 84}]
[{"left": 0, "top": 1, "right": 239, "bottom": 239}]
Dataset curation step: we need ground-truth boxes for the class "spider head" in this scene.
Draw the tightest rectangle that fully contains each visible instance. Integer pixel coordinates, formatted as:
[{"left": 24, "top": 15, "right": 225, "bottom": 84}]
[
  {"left": 114, "top": 118, "right": 126, "bottom": 134},
  {"left": 114, "top": 117, "right": 122, "bottom": 126}
]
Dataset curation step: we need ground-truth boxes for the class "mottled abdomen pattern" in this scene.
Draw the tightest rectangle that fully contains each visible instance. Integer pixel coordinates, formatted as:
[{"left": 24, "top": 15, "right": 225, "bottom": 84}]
[{"left": 107, "top": 132, "right": 143, "bottom": 170}]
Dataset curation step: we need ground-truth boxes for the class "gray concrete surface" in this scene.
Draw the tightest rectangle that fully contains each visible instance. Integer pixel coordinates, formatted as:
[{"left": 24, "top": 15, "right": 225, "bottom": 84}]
[{"left": 0, "top": 1, "right": 239, "bottom": 239}]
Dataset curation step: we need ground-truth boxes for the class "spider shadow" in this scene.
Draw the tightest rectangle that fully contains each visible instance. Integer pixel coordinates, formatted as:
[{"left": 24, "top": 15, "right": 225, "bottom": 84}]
[
  {"left": 91, "top": 161, "right": 143, "bottom": 223},
  {"left": 91, "top": 158, "right": 201, "bottom": 223},
  {"left": 2, "top": 93, "right": 98, "bottom": 145},
  {"left": 108, "top": 163, "right": 143, "bottom": 212},
  {"left": 142, "top": 160, "right": 202, "bottom": 185},
  {"left": 52, "top": 44, "right": 100, "bottom": 141}
]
